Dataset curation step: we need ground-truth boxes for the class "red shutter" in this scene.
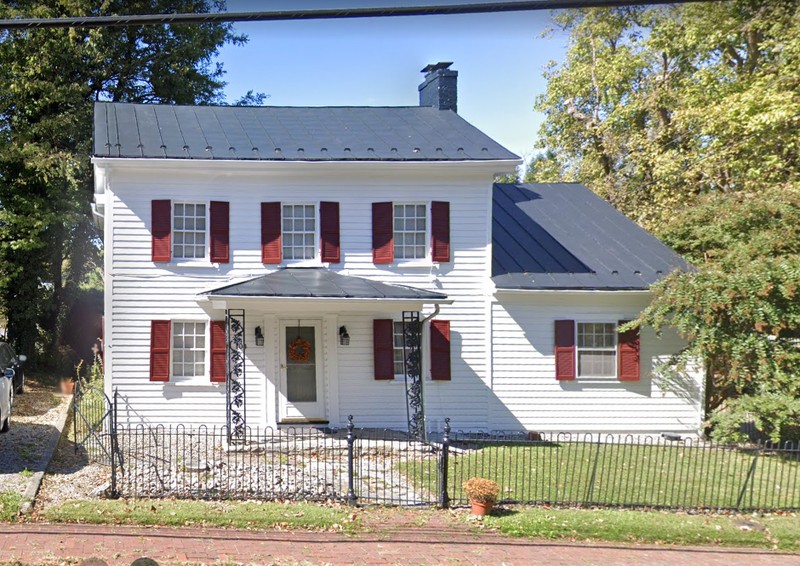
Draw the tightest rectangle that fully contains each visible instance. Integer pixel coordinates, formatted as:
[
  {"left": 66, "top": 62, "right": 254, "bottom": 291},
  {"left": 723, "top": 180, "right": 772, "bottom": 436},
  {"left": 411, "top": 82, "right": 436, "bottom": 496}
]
[
  {"left": 151, "top": 200, "right": 171, "bottom": 262},
  {"left": 617, "top": 320, "right": 641, "bottom": 382},
  {"left": 149, "top": 320, "right": 171, "bottom": 382},
  {"left": 373, "top": 319, "right": 394, "bottom": 380},
  {"left": 554, "top": 320, "right": 576, "bottom": 381},
  {"left": 320, "top": 201, "right": 341, "bottom": 263},
  {"left": 261, "top": 202, "right": 282, "bottom": 264},
  {"left": 431, "top": 201, "right": 450, "bottom": 262},
  {"left": 372, "top": 202, "right": 394, "bottom": 264},
  {"left": 210, "top": 201, "right": 230, "bottom": 263},
  {"left": 210, "top": 320, "right": 226, "bottom": 383},
  {"left": 430, "top": 320, "right": 451, "bottom": 381}
]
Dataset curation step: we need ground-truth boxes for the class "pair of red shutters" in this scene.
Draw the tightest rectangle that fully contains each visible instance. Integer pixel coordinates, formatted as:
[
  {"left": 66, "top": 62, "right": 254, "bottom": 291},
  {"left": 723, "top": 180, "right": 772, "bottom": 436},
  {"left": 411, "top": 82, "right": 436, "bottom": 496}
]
[
  {"left": 554, "top": 320, "right": 640, "bottom": 381},
  {"left": 152, "top": 200, "right": 451, "bottom": 264},
  {"left": 373, "top": 319, "right": 451, "bottom": 381},
  {"left": 149, "top": 320, "right": 227, "bottom": 382},
  {"left": 150, "top": 319, "right": 452, "bottom": 382}
]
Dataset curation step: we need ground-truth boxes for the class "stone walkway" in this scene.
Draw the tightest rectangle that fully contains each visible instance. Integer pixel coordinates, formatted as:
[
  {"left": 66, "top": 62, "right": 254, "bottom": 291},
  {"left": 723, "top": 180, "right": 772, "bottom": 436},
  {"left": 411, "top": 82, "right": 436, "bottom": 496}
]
[{"left": 2, "top": 523, "right": 799, "bottom": 565}]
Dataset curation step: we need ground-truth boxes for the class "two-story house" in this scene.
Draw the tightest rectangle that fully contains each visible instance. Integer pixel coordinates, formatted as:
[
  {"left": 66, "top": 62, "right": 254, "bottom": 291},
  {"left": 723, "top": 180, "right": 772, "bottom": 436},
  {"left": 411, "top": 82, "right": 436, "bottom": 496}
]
[{"left": 92, "top": 63, "right": 704, "bottom": 437}]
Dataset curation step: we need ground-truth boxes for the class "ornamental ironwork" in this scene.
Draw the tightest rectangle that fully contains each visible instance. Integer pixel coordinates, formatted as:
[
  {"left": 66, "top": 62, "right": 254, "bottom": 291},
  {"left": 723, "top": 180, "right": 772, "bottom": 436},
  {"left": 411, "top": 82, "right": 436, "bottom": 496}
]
[
  {"left": 226, "top": 309, "right": 246, "bottom": 443},
  {"left": 402, "top": 311, "right": 424, "bottom": 440}
]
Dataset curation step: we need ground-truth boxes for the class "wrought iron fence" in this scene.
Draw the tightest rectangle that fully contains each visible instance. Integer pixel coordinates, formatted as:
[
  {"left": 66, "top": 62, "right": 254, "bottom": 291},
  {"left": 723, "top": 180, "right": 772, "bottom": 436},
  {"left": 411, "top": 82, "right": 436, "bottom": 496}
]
[{"left": 74, "top": 394, "right": 800, "bottom": 511}]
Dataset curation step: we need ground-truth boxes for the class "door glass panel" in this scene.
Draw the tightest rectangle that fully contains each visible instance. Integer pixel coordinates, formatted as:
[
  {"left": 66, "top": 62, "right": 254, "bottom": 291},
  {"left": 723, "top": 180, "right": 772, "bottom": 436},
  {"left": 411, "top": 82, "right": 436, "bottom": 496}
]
[{"left": 286, "top": 326, "right": 316, "bottom": 403}]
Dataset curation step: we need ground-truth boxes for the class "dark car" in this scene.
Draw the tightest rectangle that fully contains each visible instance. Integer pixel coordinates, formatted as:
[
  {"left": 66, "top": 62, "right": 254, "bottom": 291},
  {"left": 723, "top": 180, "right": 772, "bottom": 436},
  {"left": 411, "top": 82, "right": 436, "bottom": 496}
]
[{"left": 0, "top": 342, "right": 26, "bottom": 394}]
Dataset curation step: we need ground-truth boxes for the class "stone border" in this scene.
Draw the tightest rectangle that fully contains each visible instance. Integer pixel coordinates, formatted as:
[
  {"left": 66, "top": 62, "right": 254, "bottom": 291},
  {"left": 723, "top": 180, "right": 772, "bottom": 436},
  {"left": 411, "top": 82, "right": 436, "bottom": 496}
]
[{"left": 19, "top": 395, "right": 72, "bottom": 515}]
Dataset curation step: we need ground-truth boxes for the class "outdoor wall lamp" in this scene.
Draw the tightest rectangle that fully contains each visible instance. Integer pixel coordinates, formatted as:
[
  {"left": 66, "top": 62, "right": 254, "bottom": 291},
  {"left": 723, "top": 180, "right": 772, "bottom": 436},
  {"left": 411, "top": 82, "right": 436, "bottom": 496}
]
[
  {"left": 339, "top": 325, "right": 350, "bottom": 346},
  {"left": 254, "top": 326, "right": 264, "bottom": 346}
]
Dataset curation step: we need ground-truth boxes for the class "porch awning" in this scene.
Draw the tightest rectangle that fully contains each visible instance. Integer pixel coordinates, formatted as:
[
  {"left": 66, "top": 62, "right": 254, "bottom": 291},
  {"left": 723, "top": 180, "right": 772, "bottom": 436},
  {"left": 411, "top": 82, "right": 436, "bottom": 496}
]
[{"left": 202, "top": 267, "right": 449, "bottom": 302}]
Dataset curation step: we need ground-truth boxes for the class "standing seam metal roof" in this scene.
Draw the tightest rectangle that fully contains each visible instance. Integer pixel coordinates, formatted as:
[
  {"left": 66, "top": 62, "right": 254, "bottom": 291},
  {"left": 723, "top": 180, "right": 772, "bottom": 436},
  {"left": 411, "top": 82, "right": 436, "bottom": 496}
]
[
  {"left": 492, "top": 183, "right": 691, "bottom": 290},
  {"left": 93, "top": 102, "right": 520, "bottom": 162}
]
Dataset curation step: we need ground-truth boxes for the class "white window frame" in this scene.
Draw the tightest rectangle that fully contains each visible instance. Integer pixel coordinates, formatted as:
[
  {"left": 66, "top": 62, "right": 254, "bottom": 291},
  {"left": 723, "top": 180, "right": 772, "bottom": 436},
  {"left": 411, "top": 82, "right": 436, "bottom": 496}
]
[
  {"left": 281, "top": 202, "right": 320, "bottom": 264},
  {"left": 393, "top": 202, "right": 430, "bottom": 263},
  {"left": 172, "top": 201, "right": 209, "bottom": 263},
  {"left": 576, "top": 321, "right": 617, "bottom": 378},
  {"left": 170, "top": 320, "right": 209, "bottom": 383},
  {"left": 393, "top": 321, "right": 407, "bottom": 381}
]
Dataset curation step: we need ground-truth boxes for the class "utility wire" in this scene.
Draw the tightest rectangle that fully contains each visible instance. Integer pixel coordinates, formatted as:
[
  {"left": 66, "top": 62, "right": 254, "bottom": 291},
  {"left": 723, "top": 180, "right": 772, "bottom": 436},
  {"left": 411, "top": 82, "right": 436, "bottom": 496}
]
[{"left": 0, "top": 0, "right": 711, "bottom": 29}]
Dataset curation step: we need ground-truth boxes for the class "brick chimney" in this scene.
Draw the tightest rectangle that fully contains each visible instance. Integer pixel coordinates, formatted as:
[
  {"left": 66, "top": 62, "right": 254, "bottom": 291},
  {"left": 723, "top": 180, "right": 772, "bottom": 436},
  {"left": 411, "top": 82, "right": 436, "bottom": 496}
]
[{"left": 418, "top": 62, "right": 458, "bottom": 113}]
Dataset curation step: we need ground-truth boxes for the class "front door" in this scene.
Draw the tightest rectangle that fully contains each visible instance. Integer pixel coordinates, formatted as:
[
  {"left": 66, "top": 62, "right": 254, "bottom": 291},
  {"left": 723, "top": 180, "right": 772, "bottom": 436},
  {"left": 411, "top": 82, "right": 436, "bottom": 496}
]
[{"left": 279, "top": 320, "right": 325, "bottom": 421}]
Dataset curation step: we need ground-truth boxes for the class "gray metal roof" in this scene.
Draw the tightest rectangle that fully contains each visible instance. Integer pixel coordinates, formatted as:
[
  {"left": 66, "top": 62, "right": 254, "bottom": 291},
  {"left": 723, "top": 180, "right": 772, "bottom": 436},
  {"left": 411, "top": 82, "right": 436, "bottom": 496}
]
[
  {"left": 492, "top": 183, "right": 691, "bottom": 290},
  {"left": 93, "top": 102, "right": 519, "bottom": 162},
  {"left": 204, "top": 268, "right": 448, "bottom": 300}
]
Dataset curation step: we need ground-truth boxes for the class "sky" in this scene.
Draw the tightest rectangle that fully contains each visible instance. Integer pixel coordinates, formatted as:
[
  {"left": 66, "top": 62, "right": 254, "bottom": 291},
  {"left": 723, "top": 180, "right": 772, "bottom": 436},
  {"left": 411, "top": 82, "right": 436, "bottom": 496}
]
[{"left": 218, "top": 1, "right": 570, "bottom": 162}]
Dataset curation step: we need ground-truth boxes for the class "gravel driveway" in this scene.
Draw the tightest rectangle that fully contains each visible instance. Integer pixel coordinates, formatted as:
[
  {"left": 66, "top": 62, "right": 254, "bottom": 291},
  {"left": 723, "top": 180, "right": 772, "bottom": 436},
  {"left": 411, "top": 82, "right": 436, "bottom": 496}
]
[{"left": 0, "top": 376, "right": 70, "bottom": 497}]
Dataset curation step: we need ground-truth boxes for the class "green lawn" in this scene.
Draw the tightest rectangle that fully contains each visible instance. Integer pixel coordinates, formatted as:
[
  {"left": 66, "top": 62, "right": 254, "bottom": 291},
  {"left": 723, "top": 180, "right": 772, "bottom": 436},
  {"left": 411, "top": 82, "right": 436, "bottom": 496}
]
[
  {"left": 483, "top": 507, "right": 800, "bottom": 551},
  {"left": 41, "top": 499, "right": 357, "bottom": 531},
  {"left": 404, "top": 440, "right": 800, "bottom": 510},
  {"left": 0, "top": 492, "right": 21, "bottom": 521}
]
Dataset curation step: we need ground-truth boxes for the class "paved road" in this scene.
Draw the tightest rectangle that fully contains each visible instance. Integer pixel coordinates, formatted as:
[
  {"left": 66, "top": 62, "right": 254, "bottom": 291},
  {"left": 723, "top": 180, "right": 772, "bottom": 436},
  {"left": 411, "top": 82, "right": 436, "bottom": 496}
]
[{"left": 2, "top": 523, "right": 799, "bottom": 565}]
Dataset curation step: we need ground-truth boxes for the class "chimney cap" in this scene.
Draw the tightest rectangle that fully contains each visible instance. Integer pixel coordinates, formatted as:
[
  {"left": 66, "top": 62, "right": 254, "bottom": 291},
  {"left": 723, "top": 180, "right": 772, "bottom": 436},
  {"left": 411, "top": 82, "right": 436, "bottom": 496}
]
[{"left": 421, "top": 61, "right": 454, "bottom": 74}]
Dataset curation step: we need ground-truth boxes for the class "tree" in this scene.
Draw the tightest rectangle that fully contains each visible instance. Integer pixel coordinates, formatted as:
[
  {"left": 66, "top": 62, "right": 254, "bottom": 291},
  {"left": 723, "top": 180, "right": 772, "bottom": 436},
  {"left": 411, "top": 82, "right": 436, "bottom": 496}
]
[
  {"left": 0, "top": 1, "right": 249, "bottom": 367},
  {"left": 534, "top": 1, "right": 800, "bottom": 441}
]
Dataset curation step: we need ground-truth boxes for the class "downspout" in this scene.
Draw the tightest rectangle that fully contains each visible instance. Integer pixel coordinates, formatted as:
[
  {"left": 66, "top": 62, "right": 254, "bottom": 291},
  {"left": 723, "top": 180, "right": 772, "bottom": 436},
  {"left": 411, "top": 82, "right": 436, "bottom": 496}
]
[{"left": 420, "top": 304, "right": 440, "bottom": 440}]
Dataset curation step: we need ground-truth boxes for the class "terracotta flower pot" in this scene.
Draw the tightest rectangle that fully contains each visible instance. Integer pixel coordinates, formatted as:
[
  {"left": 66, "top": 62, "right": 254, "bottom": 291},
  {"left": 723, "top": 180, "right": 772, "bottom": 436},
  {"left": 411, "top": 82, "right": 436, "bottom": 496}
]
[
  {"left": 469, "top": 499, "right": 494, "bottom": 516},
  {"left": 60, "top": 379, "right": 75, "bottom": 395}
]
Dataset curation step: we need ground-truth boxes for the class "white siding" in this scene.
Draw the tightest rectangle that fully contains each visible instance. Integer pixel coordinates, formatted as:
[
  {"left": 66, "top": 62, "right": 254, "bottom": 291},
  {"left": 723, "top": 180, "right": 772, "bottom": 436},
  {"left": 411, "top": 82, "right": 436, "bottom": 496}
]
[
  {"left": 490, "top": 293, "right": 704, "bottom": 435},
  {"left": 100, "top": 162, "right": 495, "bottom": 428}
]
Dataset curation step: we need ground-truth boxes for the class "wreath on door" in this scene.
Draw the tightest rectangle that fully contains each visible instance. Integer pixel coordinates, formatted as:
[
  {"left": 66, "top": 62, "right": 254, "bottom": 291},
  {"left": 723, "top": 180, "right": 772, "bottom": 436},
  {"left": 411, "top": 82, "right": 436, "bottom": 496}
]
[{"left": 288, "top": 337, "right": 312, "bottom": 363}]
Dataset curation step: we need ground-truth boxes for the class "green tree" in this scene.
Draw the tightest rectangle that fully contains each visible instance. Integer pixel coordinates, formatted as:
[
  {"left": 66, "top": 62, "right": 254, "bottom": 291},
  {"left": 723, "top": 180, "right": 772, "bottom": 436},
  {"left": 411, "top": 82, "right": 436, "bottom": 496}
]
[
  {"left": 535, "top": 1, "right": 800, "bottom": 440},
  {"left": 0, "top": 1, "right": 249, "bottom": 367}
]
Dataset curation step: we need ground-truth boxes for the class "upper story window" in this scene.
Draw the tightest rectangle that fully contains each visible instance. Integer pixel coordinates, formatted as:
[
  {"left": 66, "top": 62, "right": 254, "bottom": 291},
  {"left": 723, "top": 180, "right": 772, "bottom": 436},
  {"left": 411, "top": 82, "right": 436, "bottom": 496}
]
[
  {"left": 282, "top": 204, "right": 317, "bottom": 260},
  {"left": 393, "top": 204, "right": 427, "bottom": 260},
  {"left": 576, "top": 322, "right": 616, "bottom": 377},
  {"left": 172, "top": 321, "right": 206, "bottom": 378},
  {"left": 173, "top": 203, "right": 207, "bottom": 260}
]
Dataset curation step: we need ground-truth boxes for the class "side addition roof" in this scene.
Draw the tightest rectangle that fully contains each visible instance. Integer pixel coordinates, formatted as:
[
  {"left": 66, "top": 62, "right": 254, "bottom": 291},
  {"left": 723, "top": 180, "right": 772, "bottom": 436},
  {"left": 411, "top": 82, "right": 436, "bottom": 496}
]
[
  {"left": 492, "top": 183, "right": 691, "bottom": 290},
  {"left": 93, "top": 102, "right": 519, "bottom": 162},
  {"left": 204, "top": 268, "right": 448, "bottom": 301}
]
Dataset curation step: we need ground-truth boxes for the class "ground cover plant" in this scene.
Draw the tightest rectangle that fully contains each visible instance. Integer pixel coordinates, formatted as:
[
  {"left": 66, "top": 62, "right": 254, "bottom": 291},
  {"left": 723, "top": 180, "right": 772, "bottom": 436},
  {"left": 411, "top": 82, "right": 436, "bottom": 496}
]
[
  {"left": 0, "top": 492, "right": 21, "bottom": 521},
  {"left": 482, "top": 507, "right": 800, "bottom": 551},
  {"left": 403, "top": 439, "right": 800, "bottom": 510}
]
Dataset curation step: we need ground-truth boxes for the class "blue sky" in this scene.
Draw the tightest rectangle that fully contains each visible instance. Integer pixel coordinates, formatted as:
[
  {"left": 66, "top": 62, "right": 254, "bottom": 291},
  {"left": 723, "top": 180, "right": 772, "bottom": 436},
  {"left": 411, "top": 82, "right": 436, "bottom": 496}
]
[{"left": 218, "top": 1, "right": 569, "bottom": 161}]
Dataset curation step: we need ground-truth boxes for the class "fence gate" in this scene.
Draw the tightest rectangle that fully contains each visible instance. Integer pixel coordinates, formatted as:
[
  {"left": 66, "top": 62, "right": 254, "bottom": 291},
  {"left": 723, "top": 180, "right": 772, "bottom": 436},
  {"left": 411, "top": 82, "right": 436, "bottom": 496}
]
[{"left": 72, "top": 379, "right": 116, "bottom": 464}]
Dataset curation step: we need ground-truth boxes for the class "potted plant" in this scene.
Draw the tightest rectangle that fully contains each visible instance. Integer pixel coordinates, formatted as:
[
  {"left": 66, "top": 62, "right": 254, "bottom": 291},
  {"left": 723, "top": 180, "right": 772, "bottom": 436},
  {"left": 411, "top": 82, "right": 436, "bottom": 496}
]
[{"left": 462, "top": 477, "right": 499, "bottom": 516}]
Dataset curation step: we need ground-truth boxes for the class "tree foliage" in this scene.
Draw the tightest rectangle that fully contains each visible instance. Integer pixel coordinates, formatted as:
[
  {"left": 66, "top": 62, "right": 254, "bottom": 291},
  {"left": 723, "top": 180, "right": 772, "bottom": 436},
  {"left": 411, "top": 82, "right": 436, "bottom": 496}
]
[
  {"left": 533, "top": 1, "right": 800, "bottom": 441},
  {"left": 0, "top": 1, "right": 248, "bottom": 367}
]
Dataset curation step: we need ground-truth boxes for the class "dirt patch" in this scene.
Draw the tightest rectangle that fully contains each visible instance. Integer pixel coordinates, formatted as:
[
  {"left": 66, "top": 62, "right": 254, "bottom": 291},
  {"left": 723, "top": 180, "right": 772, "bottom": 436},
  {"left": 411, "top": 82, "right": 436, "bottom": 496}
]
[{"left": 0, "top": 376, "right": 71, "bottom": 497}]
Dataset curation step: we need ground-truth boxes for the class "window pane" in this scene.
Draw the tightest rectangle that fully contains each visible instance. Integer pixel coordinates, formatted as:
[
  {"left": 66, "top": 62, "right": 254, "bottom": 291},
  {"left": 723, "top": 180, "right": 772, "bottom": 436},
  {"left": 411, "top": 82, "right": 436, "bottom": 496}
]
[{"left": 173, "top": 202, "right": 207, "bottom": 260}]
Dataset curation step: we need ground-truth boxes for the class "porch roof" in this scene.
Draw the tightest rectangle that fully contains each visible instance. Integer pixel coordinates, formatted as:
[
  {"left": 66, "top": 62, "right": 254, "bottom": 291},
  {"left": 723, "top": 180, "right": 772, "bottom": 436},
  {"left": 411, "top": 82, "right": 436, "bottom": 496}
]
[{"left": 203, "top": 268, "right": 448, "bottom": 301}]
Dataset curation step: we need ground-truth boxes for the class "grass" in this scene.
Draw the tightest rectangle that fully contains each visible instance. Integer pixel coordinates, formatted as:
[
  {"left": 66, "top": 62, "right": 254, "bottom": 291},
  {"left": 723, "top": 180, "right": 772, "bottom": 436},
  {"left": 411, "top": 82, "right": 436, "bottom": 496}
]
[
  {"left": 0, "top": 492, "right": 22, "bottom": 521},
  {"left": 40, "top": 499, "right": 358, "bottom": 532},
  {"left": 402, "top": 440, "right": 800, "bottom": 510},
  {"left": 482, "top": 506, "right": 800, "bottom": 551}
]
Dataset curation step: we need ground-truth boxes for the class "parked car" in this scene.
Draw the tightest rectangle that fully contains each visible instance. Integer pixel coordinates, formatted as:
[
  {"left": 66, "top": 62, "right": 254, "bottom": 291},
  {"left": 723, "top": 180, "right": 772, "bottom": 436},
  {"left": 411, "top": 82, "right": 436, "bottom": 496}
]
[
  {"left": 0, "top": 342, "right": 26, "bottom": 394},
  {"left": 0, "top": 365, "right": 11, "bottom": 433}
]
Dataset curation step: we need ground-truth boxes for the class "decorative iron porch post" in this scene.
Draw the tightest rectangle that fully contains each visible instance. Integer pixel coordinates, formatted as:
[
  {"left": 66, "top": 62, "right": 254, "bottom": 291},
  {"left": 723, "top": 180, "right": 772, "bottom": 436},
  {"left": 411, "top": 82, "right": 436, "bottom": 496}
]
[
  {"left": 225, "top": 309, "right": 247, "bottom": 443},
  {"left": 402, "top": 311, "right": 424, "bottom": 440}
]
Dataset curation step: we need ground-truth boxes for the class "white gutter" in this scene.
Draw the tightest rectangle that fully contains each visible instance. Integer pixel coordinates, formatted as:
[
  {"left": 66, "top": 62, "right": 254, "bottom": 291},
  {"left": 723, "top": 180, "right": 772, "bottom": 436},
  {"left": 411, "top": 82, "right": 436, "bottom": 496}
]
[
  {"left": 198, "top": 295, "right": 453, "bottom": 305},
  {"left": 494, "top": 288, "right": 651, "bottom": 296}
]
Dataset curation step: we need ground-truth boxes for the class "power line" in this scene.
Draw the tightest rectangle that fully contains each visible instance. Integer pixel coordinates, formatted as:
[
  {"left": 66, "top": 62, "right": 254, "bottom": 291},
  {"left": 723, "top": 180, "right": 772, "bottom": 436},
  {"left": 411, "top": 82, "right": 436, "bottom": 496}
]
[{"left": 0, "top": 1, "right": 712, "bottom": 30}]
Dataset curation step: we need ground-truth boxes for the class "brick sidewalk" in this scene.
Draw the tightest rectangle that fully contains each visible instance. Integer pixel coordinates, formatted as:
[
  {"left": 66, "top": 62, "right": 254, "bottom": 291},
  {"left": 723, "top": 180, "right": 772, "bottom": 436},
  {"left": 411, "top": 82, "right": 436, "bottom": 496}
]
[{"left": 2, "top": 524, "right": 799, "bottom": 566}]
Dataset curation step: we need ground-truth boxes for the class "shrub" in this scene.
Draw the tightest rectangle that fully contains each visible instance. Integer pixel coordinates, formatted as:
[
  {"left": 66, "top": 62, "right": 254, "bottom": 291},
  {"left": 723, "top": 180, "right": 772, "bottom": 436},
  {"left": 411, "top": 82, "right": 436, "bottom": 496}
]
[{"left": 462, "top": 477, "right": 499, "bottom": 504}]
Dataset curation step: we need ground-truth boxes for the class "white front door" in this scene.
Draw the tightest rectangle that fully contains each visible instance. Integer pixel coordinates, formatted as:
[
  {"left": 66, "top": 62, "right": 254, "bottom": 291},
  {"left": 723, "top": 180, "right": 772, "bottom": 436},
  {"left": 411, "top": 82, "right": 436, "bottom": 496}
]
[{"left": 279, "top": 320, "right": 325, "bottom": 421}]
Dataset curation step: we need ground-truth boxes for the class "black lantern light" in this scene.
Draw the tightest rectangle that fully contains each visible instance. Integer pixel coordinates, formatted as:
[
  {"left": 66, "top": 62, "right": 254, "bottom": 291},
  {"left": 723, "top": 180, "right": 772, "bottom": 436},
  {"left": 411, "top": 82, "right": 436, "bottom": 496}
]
[
  {"left": 339, "top": 325, "right": 350, "bottom": 346},
  {"left": 254, "top": 326, "right": 264, "bottom": 346}
]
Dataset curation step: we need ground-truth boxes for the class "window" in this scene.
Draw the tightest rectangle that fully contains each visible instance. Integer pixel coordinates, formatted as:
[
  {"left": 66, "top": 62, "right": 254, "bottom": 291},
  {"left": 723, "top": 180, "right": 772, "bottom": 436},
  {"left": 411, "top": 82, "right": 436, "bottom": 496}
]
[
  {"left": 576, "top": 322, "right": 616, "bottom": 377},
  {"left": 393, "top": 204, "right": 427, "bottom": 260},
  {"left": 282, "top": 204, "right": 316, "bottom": 260},
  {"left": 173, "top": 203, "right": 206, "bottom": 260},
  {"left": 393, "top": 322, "right": 406, "bottom": 378},
  {"left": 172, "top": 321, "right": 206, "bottom": 378}
]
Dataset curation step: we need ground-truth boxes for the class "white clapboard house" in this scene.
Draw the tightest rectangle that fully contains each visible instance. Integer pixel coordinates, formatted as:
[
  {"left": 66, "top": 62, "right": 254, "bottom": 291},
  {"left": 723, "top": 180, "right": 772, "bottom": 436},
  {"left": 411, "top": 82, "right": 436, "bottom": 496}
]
[{"left": 92, "top": 63, "right": 704, "bottom": 437}]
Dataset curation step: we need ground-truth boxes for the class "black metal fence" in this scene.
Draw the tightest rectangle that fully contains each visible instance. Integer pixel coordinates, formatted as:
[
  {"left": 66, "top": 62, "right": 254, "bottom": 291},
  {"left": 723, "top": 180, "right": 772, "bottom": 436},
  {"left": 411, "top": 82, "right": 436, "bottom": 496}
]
[{"left": 74, "top": 393, "right": 800, "bottom": 511}]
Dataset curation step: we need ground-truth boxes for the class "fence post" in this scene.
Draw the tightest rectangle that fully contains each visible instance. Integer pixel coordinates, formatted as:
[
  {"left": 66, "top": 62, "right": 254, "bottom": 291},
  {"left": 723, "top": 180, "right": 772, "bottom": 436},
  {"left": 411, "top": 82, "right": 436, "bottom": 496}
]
[
  {"left": 72, "top": 378, "right": 79, "bottom": 452},
  {"left": 346, "top": 415, "right": 357, "bottom": 506},
  {"left": 109, "top": 388, "right": 119, "bottom": 498},
  {"left": 439, "top": 417, "right": 451, "bottom": 509}
]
